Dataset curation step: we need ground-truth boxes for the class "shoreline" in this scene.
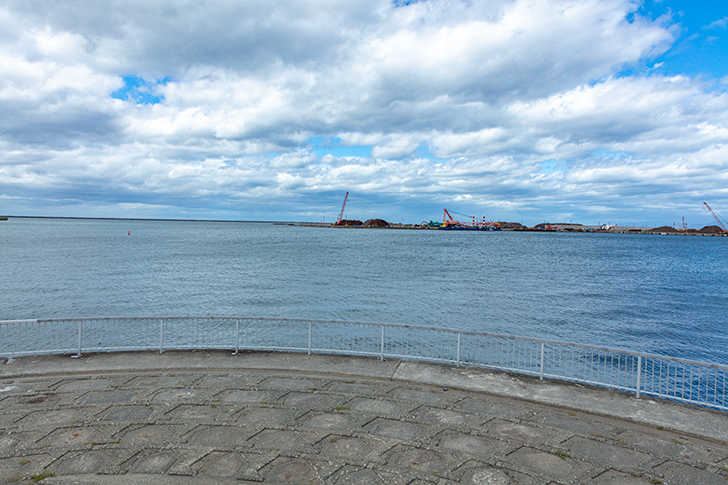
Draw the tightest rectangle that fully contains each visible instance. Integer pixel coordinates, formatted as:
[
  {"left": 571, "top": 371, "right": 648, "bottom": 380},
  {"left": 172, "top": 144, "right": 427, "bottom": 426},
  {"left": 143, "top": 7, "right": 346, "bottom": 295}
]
[
  {"left": 294, "top": 222, "right": 728, "bottom": 236},
  {"left": 2, "top": 216, "right": 725, "bottom": 235}
]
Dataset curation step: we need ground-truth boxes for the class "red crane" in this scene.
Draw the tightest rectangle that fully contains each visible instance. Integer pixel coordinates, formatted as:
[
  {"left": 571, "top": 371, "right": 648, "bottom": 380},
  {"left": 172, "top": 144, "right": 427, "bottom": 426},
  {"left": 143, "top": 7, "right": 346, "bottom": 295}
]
[
  {"left": 443, "top": 208, "right": 474, "bottom": 227},
  {"left": 443, "top": 208, "right": 458, "bottom": 226},
  {"left": 703, "top": 202, "right": 727, "bottom": 232},
  {"left": 335, "top": 192, "right": 349, "bottom": 225}
]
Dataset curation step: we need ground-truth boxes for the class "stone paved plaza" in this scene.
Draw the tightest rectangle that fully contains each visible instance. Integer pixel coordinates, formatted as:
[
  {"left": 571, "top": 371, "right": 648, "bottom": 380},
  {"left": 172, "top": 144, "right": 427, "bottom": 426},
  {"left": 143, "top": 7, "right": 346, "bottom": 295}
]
[{"left": 0, "top": 351, "right": 727, "bottom": 484}]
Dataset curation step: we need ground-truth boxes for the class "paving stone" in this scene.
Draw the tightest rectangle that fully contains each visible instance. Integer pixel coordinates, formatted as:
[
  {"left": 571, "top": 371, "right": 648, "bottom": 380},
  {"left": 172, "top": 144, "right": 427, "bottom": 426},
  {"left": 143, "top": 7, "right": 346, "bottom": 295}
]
[
  {"left": 167, "top": 403, "right": 233, "bottom": 421},
  {"left": 16, "top": 408, "right": 85, "bottom": 429},
  {"left": 563, "top": 436, "right": 651, "bottom": 471},
  {"left": 195, "top": 374, "right": 261, "bottom": 388},
  {"left": 55, "top": 378, "right": 119, "bottom": 392},
  {"left": 0, "top": 412, "right": 24, "bottom": 428},
  {"left": 260, "top": 377, "right": 326, "bottom": 390},
  {"left": 334, "top": 467, "right": 385, "bottom": 485},
  {"left": 320, "top": 435, "right": 371, "bottom": 460},
  {"left": 526, "top": 409, "right": 624, "bottom": 439},
  {"left": 299, "top": 412, "right": 352, "bottom": 430},
  {"left": 412, "top": 405, "right": 481, "bottom": 428},
  {"left": 370, "top": 468, "right": 414, "bottom": 485},
  {"left": 507, "top": 446, "right": 595, "bottom": 482},
  {"left": 129, "top": 449, "right": 177, "bottom": 474},
  {"left": 458, "top": 397, "right": 533, "bottom": 420},
  {"left": 654, "top": 460, "right": 728, "bottom": 485},
  {"left": 0, "top": 436, "right": 20, "bottom": 454},
  {"left": 590, "top": 469, "right": 652, "bottom": 484},
  {"left": 125, "top": 375, "right": 186, "bottom": 387},
  {"left": 282, "top": 392, "right": 339, "bottom": 411},
  {"left": 218, "top": 389, "right": 274, "bottom": 404},
  {"left": 248, "top": 429, "right": 315, "bottom": 451},
  {"left": 117, "top": 424, "right": 180, "bottom": 445},
  {"left": 262, "top": 457, "right": 333, "bottom": 484},
  {"left": 98, "top": 404, "right": 154, "bottom": 422},
  {"left": 0, "top": 430, "right": 42, "bottom": 453},
  {"left": 348, "top": 397, "right": 402, "bottom": 415},
  {"left": 616, "top": 428, "right": 728, "bottom": 463},
  {"left": 236, "top": 407, "right": 298, "bottom": 428},
  {"left": 614, "top": 429, "right": 686, "bottom": 458},
  {"left": 386, "top": 445, "right": 451, "bottom": 474},
  {"left": 38, "top": 426, "right": 101, "bottom": 447},
  {"left": 486, "top": 419, "right": 568, "bottom": 447},
  {"left": 54, "top": 450, "right": 108, "bottom": 475},
  {"left": 392, "top": 387, "right": 447, "bottom": 405},
  {"left": 3, "top": 392, "right": 63, "bottom": 409},
  {"left": 153, "top": 388, "right": 205, "bottom": 402},
  {"left": 436, "top": 432, "right": 507, "bottom": 460},
  {"left": 234, "top": 451, "right": 278, "bottom": 481},
  {"left": 0, "top": 453, "right": 52, "bottom": 482},
  {"left": 459, "top": 465, "right": 536, "bottom": 485},
  {"left": 184, "top": 424, "right": 249, "bottom": 447},
  {"left": 328, "top": 382, "right": 386, "bottom": 395},
  {"left": 164, "top": 448, "right": 207, "bottom": 476},
  {"left": 364, "top": 418, "right": 428, "bottom": 441},
  {"left": 1, "top": 379, "right": 57, "bottom": 395},
  {"left": 80, "top": 389, "right": 135, "bottom": 404},
  {"left": 194, "top": 451, "right": 246, "bottom": 477}
]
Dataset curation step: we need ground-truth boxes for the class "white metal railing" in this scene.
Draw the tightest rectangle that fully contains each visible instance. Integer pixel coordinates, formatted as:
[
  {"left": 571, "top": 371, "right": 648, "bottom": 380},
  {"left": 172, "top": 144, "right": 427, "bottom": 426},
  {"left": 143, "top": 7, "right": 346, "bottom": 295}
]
[{"left": 0, "top": 316, "right": 726, "bottom": 412}]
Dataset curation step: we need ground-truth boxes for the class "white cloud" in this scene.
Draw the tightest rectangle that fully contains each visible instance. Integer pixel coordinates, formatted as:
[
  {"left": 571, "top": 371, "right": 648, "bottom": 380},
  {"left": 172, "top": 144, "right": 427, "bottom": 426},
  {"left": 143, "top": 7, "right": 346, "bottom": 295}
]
[
  {"left": 704, "top": 16, "right": 728, "bottom": 30},
  {"left": 0, "top": 0, "right": 726, "bottom": 224}
]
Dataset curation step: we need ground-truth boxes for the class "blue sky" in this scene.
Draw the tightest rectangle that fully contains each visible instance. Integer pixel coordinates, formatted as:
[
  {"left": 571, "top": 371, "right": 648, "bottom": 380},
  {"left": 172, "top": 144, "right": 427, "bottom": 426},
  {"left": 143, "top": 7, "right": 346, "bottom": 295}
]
[
  {"left": 1, "top": 0, "right": 727, "bottom": 227},
  {"left": 639, "top": 0, "right": 727, "bottom": 79}
]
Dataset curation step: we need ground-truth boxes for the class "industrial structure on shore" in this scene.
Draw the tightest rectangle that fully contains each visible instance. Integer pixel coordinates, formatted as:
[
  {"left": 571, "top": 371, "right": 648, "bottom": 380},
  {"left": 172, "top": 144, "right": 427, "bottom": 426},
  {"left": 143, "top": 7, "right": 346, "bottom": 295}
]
[{"left": 320, "top": 193, "right": 728, "bottom": 235}]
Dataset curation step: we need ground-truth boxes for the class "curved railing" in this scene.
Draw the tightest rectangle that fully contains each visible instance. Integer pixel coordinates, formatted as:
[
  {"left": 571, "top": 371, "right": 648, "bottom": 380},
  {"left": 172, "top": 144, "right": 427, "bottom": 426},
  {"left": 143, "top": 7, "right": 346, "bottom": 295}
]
[{"left": 1, "top": 316, "right": 726, "bottom": 412}]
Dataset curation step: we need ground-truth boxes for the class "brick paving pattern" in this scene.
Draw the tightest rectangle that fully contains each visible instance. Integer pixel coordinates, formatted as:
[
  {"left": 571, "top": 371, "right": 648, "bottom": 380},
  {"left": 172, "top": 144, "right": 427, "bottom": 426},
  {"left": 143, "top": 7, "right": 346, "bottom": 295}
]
[{"left": 0, "top": 355, "right": 727, "bottom": 484}]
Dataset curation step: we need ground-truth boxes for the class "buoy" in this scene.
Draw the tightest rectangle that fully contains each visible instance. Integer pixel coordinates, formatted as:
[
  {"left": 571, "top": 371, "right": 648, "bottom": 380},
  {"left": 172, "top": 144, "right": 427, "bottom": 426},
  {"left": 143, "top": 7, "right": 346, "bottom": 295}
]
[{"left": 128, "top": 231, "right": 130, "bottom": 236}]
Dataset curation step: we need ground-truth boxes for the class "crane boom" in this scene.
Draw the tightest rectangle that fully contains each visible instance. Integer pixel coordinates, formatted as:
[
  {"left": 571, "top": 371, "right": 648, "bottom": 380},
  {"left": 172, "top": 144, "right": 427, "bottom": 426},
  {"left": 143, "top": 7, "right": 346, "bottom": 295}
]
[
  {"left": 443, "top": 208, "right": 458, "bottom": 226},
  {"left": 336, "top": 192, "right": 349, "bottom": 225},
  {"left": 703, "top": 202, "right": 727, "bottom": 232},
  {"left": 449, "top": 209, "right": 473, "bottom": 219}
]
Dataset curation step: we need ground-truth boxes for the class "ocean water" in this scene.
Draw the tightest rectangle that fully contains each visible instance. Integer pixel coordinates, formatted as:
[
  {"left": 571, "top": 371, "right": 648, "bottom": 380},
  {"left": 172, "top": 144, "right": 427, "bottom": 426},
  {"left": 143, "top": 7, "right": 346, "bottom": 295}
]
[{"left": 1, "top": 218, "right": 727, "bottom": 363}]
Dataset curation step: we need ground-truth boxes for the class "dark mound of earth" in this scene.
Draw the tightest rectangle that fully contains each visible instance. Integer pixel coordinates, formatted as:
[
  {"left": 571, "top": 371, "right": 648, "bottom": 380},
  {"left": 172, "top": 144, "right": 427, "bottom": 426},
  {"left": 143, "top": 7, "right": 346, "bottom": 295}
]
[
  {"left": 362, "top": 219, "right": 389, "bottom": 228},
  {"left": 699, "top": 225, "right": 725, "bottom": 234},
  {"left": 336, "top": 219, "right": 362, "bottom": 226},
  {"left": 647, "top": 226, "right": 679, "bottom": 233}
]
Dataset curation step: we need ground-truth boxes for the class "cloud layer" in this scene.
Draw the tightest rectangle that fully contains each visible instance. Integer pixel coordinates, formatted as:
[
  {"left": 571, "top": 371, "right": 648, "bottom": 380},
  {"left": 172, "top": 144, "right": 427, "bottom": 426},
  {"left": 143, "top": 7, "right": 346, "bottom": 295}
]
[{"left": 0, "top": 0, "right": 726, "bottom": 225}]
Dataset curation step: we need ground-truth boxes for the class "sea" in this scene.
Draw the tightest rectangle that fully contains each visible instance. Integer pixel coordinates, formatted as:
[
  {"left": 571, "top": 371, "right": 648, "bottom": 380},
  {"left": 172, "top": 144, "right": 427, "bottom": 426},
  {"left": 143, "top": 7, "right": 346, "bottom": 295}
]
[{"left": 1, "top": 218, "right": 726, "bottom": 364}]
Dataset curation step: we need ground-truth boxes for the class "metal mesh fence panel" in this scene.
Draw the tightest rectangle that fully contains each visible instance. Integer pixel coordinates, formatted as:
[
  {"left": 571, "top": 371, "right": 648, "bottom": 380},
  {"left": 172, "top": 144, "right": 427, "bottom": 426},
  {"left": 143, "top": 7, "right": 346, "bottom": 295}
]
[{"left": 1, "top": 316, "right": 726, "bottom": 412}]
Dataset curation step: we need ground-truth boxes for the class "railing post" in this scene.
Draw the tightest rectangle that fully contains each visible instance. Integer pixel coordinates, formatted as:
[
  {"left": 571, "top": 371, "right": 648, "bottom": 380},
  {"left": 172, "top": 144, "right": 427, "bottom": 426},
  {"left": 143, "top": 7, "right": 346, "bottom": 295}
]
[
  {"left": 159, "top": 319, "right": 164, "bottom": 354},
  {"left": 539, "top": 342, "right": 545, "bottom": 381},
  {"left": 636, "top": 355, "right": 642, "bottom": 399},
  {"left": 73, "top": 320, "right": 82, "bottom": 358},
  {"left": 234, "top": 319, "right": 240, "bottom": 355},
  {"left": 456, "top": 332, "right": 461, "bottom": 368},
  {"left": 380, "top": 325, "right": 385, "bottom": 362},
  {"left": 308, "top": 321, "right": 312, "bottom": 356}
]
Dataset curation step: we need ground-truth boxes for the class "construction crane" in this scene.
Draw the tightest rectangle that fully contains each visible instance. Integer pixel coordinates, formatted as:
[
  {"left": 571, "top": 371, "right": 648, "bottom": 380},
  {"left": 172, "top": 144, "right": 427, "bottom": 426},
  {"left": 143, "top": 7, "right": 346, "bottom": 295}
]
[
  {"left": 335, "top": 192, "right": 349, "bottom": 225},
  {"left": 703, "top": 202, "right": 727, "bottom": 233},
  {"left": 442, "top": 208, "right": 460, "bottom": 227},
  {"left": 443, "top": 208, "right": 475, "bottom": 227}
]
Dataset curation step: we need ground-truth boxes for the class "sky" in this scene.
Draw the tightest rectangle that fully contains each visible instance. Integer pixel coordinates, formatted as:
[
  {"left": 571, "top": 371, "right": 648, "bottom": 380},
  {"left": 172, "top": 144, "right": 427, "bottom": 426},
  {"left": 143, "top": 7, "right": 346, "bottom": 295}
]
[{"left": 0, "top": 0, "right": 727, "bottom": 226}]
